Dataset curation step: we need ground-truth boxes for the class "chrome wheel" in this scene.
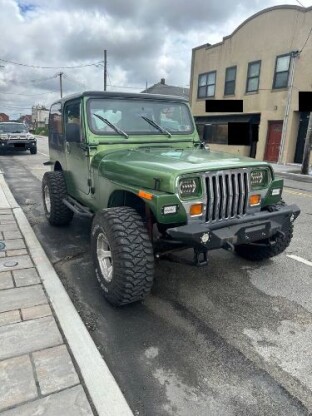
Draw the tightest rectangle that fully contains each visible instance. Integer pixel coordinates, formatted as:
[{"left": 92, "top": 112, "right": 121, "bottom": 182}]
[
  {"left": 43, "top": 185, "right": 51, "bottom": 214},
  {"left": 97, "top": 232, "right": 113, "bottom": 283}
]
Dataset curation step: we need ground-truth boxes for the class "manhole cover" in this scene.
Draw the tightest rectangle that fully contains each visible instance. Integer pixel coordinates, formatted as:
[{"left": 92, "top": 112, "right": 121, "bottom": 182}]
[
  {"left": 0, "top": 241, "right": 5, "bottom": 250},
  {"left": 4, "top": 260, "right": 18, "bottom": 267}
]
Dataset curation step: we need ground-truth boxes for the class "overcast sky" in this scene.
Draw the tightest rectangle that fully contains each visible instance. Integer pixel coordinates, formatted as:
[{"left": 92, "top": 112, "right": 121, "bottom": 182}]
[{"left": 0, "top": 0, "right": 311, "bottom": 119}]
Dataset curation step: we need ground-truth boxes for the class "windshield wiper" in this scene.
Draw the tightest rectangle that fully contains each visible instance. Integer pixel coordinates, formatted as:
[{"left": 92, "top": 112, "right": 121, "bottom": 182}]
[
  {"left": 93, "top": 113, "right": 128, "bottom": 139},
  {"left": 141, "top": 116, "right": 172, "bottom": 138}
]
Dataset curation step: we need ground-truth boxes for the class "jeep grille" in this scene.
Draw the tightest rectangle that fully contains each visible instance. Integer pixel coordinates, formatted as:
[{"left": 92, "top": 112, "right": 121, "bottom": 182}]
[{"left": 205, "top": 169, "right": 249, "bottom": 222}]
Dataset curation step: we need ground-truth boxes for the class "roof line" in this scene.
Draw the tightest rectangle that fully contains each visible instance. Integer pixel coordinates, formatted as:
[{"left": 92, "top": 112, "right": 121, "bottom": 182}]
[
  {"left": 193, "top": 5, "right": 312, "bottom": 51},
  {"left": 51, "top": 90, "right": 189, "bottom": 106}
]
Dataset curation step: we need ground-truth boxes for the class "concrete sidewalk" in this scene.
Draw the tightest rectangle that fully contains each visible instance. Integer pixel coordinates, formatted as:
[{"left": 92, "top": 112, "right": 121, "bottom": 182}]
[
  {"left": 272, "top": 163, "right": 312, "bottom": 183},
  {"left": 0, "top": 171, "right": 133, "bottom": 416}
]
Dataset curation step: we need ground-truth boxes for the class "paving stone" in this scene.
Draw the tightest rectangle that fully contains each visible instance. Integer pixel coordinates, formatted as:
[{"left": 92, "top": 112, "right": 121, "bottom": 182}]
[
  {"left": 0, "top": 310, "right": 21, "bottom": 327},
  {"left": 1, "top": 385, "right": 94, "bottom": 416},
  {"left": 0, "top": 285, "right": 46, "bottom": 313},
  {"left": 0, "top": 255, "right": 33, "bottom": 273},
  {"left": 6, "top": 249, "right": 28, "bottom": 257},
  {"left": 0, "top": 214, "right": 14, "bottom": 221},
  {"left": 0, "top": 271, "right": 14, "bottom": 289},
  {"left": 0, "top": 210, "right": 11, "bottom": 215},
  {"left": 0, "top": 220, "right": 15, "bottom": 225},
  {"left": 3, "top": 230, "right": 22, "bottom": 240},
  {"left": 0, "top": 224, "right": 18, "bottom": 232},
  {"left": 33, "top": 345, "right": 79, "bottom": 395},
  {"left": 3, "top": 239, "right": 26, "bottom": 250},
  {"left": 13, "top": 268, "right": 40, "bottom": 287},
  {"left": 22, "top": 304, "right": 52, "bottom": 321},
  {"left": 0, "top": 252, "right": 5, "bottom": 258},
  {"left": 0, "top": 355, "right": 37, "bottom": 411},
  {"left": 0, "top": 316, "right": 63, "bottom": 360}
]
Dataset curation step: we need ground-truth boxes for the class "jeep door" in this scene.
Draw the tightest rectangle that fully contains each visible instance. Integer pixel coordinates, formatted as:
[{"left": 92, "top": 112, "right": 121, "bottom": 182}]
[{"left": 64, "top": 100, "right": 90, "bottom": 196}]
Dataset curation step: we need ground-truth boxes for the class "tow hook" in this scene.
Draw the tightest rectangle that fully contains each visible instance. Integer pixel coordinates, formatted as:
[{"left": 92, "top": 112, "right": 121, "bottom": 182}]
[{"left": 193, "top": 248, "right": 208, "bottom": 267}]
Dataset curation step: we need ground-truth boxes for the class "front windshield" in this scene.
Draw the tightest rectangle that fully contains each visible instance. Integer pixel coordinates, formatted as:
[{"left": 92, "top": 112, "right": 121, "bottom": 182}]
[
  {"left": 0, "top": 123, "right": 28, "bottom": 134},
  {"left": 88, "top": 98, "right": 194, "bottom": 136}
]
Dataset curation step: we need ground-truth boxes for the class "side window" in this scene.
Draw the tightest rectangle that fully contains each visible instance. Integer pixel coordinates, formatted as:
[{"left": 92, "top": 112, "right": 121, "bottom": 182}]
[
  {"left": 224, "top": 66, "right": 237, "bottom": 96},
  {"left": 197, "top": 71, "right": 216, "bottom": 98},
  {"left": 64, "top": 101, "right": 82, "bottom": 142},
  {"left": 273, "top": 54, "right": 291, "bottom": 89},
  {"left": 246, "top": 61, "right": 261, "bottom": 93},
  {"left": 49, "top": 103, "right": 63, "bottom": 149}
]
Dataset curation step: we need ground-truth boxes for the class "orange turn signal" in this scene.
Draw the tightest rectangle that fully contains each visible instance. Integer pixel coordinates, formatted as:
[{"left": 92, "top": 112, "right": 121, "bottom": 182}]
[
  {"left": 190, "top": 203, "right": 203, "bottom": 216},
  {"left": 138, "top": 190, "right": 153, "bottom": 200},
  {"left": 249, "top": 194, "right": 261, "bottom": 206}
]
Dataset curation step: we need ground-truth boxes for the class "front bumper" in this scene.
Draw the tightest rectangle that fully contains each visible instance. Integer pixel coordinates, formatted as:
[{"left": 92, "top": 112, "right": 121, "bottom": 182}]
[
  {"left": 0, "top": 140, "right": 36, "bottom": 151},
  {"left": 166, "top": 204, "right": 300, "bottom": 250}
]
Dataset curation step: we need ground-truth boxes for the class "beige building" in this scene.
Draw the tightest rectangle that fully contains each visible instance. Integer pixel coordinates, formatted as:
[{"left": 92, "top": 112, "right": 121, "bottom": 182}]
[
  {"left": 190, "top": 5, "right": 312, "bottom": 163},
  {"left": 32, "top": 105, "right": 49, "bottom": 128}
]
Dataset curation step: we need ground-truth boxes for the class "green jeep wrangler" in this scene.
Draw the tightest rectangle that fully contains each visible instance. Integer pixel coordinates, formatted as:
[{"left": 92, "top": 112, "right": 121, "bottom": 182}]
[{"left": 42, "top": 91, "right": 300, "bottom": 306}]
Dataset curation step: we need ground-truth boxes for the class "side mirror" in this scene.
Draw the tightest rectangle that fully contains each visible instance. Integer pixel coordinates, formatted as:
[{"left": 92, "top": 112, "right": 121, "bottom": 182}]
[{"left": 65, "top": 123, "right": 80, "bottom": 142}]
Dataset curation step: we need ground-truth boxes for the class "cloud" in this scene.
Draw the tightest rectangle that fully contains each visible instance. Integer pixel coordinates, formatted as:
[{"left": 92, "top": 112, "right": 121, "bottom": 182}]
[{"left": 0, "top": 0, "right": 309, "bottom": 118}]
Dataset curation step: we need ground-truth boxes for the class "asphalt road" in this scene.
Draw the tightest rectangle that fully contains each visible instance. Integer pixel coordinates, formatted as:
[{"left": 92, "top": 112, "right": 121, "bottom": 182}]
[{"left": 1, "top": 137, "right": 312, "bottom": 416}]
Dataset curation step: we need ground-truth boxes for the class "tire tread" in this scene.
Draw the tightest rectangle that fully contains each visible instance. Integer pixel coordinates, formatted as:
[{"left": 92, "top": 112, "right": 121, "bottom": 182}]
[
  {"left": 42, "top": 171, "right": 73, "bottom": 226},
  {"left": 91, "top": 207, "right": 154, "bottom": 306}
]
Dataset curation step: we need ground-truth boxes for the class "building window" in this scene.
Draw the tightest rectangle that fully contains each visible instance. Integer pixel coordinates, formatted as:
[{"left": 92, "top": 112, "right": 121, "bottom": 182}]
[
  {"left": 198, "top": 71, "right": 216, "bottom": 98},
  {"left": 273, "top": 54, "right": 291, "bottom": 89},
  {"left": 246, "top": 61, "right": 261, "bottom": 93},
  {"left": 224, "top": 66, "right": 237, "bottom": 95}
]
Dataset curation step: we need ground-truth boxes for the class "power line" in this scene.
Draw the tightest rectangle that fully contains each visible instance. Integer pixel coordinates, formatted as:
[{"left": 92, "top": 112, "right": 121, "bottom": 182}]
[
  {"left": 294, "top": 0, "right": 305, "bottom": 7},
  {"left": 30, "top": 75, "right": 58, "bottom": 84},
  {"left": 63, "top": 73, "right": 87, "bottom": 88},
  {"left": 107, "top": 71, "right": 113, "bottom": 87},
  {"left": 0, "top": 105, "right": 33, "bottom": 109},
  {"left": 0, "top": 58, "right": 104, "bottom": 69},
  {"left": 107, "top": 84, "right": 143, "bottom": 90},
  {"left": 299, "top": 26, "right": 312, "bottom": 53},
  {"left": 0, "top": 91, "right": 52, "bottom": 96}
]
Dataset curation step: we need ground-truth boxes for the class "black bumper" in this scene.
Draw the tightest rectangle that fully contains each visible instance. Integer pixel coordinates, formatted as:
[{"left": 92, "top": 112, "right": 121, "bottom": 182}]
[
  {"left": 166, "top": 204, "right": 300, "bottom": 250},
  {"left": 0, "top": 140, "right": 36, "bottom": 151}
]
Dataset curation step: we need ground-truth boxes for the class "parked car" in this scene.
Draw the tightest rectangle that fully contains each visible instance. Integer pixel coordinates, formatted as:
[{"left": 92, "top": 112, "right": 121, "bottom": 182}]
[{"left": 0, "top": 122, "right": 37, "bottom": 154}]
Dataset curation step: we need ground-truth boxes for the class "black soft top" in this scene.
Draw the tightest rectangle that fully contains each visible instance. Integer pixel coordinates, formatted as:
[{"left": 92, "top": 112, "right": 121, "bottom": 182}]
[{"left": 51, "top": 90, "right": 188, "bottom": 108}]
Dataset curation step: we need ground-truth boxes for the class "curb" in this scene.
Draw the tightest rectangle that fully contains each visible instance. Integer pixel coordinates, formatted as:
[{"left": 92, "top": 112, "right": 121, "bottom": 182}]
[
  {"left": 275, "top": 171, "right": 312, "bottom": 183},
  {"left": 0, "top": 172, "right": 133, "bottom": 416}
]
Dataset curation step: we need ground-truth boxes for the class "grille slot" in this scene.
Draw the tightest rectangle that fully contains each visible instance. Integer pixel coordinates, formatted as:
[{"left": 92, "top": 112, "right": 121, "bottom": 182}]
[{"left": 205, "top": 170, "right": 249, "bottom": 222}]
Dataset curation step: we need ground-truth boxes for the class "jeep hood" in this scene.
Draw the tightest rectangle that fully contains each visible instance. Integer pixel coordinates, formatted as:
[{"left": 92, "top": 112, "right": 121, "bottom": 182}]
[{"left": 97, "top": 147, "right": 270, "bottom": 193}]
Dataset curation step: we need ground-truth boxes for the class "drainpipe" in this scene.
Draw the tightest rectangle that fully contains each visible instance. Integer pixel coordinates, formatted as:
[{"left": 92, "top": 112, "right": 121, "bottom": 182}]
[{"left": 278, "top": 50, "right": 299, "bottom": 164}]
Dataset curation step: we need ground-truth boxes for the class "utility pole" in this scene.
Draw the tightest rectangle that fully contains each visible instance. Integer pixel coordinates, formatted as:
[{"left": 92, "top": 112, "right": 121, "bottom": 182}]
[
  {"left": 58, "top": 72, "right": 63, "bottom": 98},
  {"left": 104, "top": 50, "right": 107, "bottom": 91},
  {"left": 301, "top": 113, "right": 312, "bottom": 174},
  {"left": 278, "top": 50, "right": 299, "bottom": 164}
]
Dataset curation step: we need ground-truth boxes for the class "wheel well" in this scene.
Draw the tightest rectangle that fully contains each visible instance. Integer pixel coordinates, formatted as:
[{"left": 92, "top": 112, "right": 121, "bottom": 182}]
[
  {"left": 54, "top": 161, "right": 62, "bottom": 171},
  {"left": 108, "top": 190, "right": 148, "bottom": 219}
]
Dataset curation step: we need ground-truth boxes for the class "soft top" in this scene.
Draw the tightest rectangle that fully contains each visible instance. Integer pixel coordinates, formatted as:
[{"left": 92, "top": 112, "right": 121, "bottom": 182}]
[{"left": 51, "top": 90, "right": 188, "bottom": 107}]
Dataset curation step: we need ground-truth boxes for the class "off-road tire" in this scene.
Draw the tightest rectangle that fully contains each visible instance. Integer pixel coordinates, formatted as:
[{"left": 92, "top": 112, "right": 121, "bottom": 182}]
[
  {"left": 235, "top": 221, "right": 293, "bottom": 261},
  {"left": 30, "top": 146, "right": 37, "bottom": 154},
  {"left": 91, "top": 206, "right": 154, "bottom": 306},
  {"left": 42, "top": 171, "right": 74, "bottom": 226}
]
